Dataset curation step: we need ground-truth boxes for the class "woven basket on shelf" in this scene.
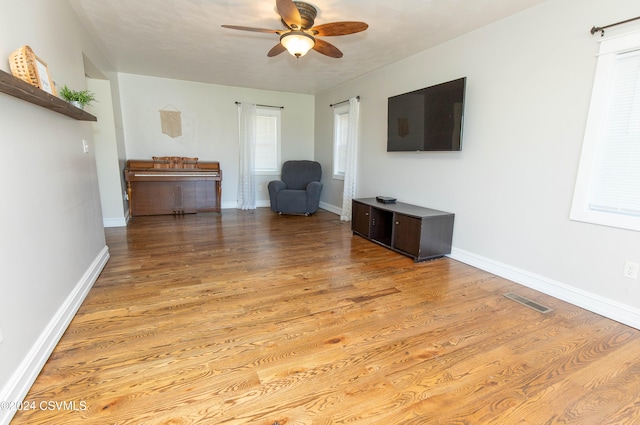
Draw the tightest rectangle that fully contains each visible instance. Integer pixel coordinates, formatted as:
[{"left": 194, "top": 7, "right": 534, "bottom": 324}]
[
  {"left": 8, "top": 45, "right": 57, "bottom": 95},
  {"left": 9, "top": 45, "right": 39, "bottom": 87}
]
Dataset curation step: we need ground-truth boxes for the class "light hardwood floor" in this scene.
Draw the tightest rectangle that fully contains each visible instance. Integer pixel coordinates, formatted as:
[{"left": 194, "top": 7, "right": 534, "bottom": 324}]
[{"left": 11, "top": 208, "right": 640, "bottom": 424}]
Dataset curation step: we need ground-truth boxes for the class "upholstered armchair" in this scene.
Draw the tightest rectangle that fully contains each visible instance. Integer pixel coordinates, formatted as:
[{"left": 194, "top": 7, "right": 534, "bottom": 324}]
[{"left": 268, "top": 160, "right": 323, "bottom": 215}]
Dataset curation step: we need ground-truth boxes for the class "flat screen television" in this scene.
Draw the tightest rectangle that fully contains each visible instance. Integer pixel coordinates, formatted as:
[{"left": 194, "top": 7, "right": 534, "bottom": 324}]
[{"left": 387, "top": 77, "right": 466, "bottom": 152}]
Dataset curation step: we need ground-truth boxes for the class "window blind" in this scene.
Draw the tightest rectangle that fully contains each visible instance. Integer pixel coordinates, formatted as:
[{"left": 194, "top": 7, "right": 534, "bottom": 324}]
[{"left": 589, "top": 48, "right": 640, "bottom": 217}]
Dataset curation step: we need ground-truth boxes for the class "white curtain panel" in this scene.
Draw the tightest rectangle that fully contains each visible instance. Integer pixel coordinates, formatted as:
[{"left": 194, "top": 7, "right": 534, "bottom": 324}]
[
  {"left": 340, "top": 97, "right": 360, "bottom": 221},
  {"left": 237, "top": 102, "right": 257, "bottom": 210}
]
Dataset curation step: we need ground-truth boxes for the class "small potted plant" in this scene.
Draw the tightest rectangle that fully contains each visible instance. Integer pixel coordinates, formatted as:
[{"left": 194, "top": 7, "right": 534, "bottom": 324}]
[{"left": 59, "top": 85, "right": 96, "bottom": 109}]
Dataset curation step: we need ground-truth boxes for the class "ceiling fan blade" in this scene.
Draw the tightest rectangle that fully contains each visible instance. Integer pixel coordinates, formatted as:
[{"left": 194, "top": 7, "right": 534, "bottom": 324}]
[
  {"left": 313, "top": 38, "right": 343, "bottom": 58},
  {"left": 267, "top": 43, "right": 287, "bottom": 57},
  {"left": 276, "top": 0, "right": 302, "bottom": 29},
  {"left": 311, "top": 22, "right": 369, "bottom": 37},
  {"left": 221, "top": 25, "right": 282, "bottom": 34}
]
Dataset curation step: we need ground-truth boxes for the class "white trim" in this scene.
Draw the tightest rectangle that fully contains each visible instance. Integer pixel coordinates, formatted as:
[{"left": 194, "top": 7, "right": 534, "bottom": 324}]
[
  {"left": 597, "top": 29, "right": 640, "bottom": 55},
  {"left": 332, "top": 103, "right": 350, "bottom": 179},
  {"left": 254, "top": 107, "right": 281, "bottom": 175},
  {"left": 221, "top": 201, "right": 237, "bottom": 209},
  {"left": 103, "top": 216, "right": 128, "bottom": 228},
  {"left": 449, "top": 247, "right": 640, "bottom": 330},
  {"left": 319, "top": 201, "right": 342, "bottom": 216},
  {"left": 230, "top": 201, "right": 342, "bottom": 215},
  {"left": 570, "top": 30, "right": 640, "bottom": 232},
  {"left": 0, "top": 246, "right": 110, "bottom": 425},
  {"left": 228, "top": 202, "right": 335, "bottom": 212},
  {"left": 223, "top": 201, "right": 271, "bottom": 209}
]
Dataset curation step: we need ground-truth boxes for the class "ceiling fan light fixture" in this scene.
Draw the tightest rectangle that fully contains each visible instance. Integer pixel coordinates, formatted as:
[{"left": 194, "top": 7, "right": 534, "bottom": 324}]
[{"left": 280, "top": 31, "right": 315, "bottom": 57}]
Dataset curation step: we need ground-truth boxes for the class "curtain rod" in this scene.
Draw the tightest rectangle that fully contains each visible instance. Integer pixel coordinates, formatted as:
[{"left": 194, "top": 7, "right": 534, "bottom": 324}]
[
  {"left": 330, "top": 96, "right": 360, "bottom": 108},
  {"left": 235, "top": 102, "right": 284, "bottom": 109},
  {"left": 591, "top": 16, "right": 640, "bottom": 36}
]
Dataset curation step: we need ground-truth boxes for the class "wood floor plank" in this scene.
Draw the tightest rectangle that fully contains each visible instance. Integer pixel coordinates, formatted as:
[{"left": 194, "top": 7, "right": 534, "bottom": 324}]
[{"left": 10, "top": 208, "right": 640, "bottom": 424}]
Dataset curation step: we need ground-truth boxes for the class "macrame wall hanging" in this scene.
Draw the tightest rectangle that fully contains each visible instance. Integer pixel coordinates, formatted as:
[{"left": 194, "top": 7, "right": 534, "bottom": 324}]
[{"left": 159, "top": 105, "right": 182, "bottom": 138}]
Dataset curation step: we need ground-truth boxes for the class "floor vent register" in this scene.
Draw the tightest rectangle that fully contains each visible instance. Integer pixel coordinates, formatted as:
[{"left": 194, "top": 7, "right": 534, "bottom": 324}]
[{"left": 503, "top": 292, "right": 553, "bottom": 314}]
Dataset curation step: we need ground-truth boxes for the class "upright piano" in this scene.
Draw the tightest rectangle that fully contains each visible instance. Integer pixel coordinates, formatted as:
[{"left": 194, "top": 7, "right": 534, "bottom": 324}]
[{"left": 124, "top": 157, "right": 222, "bottom": 217}]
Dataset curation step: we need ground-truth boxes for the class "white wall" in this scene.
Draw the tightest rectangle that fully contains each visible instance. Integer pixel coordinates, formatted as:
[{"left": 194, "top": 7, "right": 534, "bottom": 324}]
[
  {"left": 88, "top": 77, "right": 128, "bottom": 226},
  {"left": 315, "top": 0, "right": 640, "bottom": 326},
  {"left": 0, "top": 1, "right": 114, "bottom": 422},
  {"left": 117, "top": 74, "right": 315, "bottom": 207},
  {"left": 1, "top": 1, "right": 637, "bottom": 421}
]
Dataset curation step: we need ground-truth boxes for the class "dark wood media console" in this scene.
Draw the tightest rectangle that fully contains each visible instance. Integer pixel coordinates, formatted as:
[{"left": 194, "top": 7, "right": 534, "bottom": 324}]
[{"left": 352, "top": 198, "right": 454, "bottom": 262}]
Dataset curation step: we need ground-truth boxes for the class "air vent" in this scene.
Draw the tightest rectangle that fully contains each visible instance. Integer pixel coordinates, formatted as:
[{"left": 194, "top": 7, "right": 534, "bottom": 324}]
[{"left": 503, "top": 292, "right": 553, "bottom": 314}]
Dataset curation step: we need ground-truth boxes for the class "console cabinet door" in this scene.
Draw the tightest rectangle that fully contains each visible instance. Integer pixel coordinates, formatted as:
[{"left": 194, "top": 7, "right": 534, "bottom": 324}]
[
  {"left": 352, "top": 201, "right": 371, "bottom": 237},
  {"left": 393, "top": 213, "right": 422, "bottom": 257}
]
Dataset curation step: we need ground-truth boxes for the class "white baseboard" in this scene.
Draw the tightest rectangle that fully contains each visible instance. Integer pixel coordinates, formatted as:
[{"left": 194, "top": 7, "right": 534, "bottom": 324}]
[
  {"left": 103, "top": 216, "right": 128, "bottom": 227},
  {"left": 221, "top": 201, "right": 243, "bottom": 209},
  {"left": 220, "top": 200, "right": 342, "bottom": 213},
  {"left": 221, "top": 201, "right": 271, "bottom": 210},
  {"left": 223, "top": 201, "right": 328, "bottom": 210},
  {"left": 449, "top": 247, "right": 640, "bottom": 330},
  {"left": 0, "top": 246, "right": 110, "bottom": 425},
  {"left": 319, "top": 201, "right": 342, "bottom": 216}
]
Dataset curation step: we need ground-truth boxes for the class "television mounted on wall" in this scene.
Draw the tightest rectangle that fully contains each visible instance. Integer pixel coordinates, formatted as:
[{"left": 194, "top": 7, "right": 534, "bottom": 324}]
[{"left": 387, "top": 77, "right": 466, "bottom": 152}]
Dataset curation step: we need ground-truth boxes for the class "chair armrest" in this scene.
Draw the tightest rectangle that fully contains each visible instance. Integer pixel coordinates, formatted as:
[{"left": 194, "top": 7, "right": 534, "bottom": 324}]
[
  {"left": 306, "top": 181, "right": 323, "bottom": 212},
  {"left": 306, "top": 181, "right": 323, "bottom": 196},
  {"left": 268, "top": 180, "right": 286, "bottom": 212},
  {"left": 269, "top": 180, "right": 286, "bottom": 192}
]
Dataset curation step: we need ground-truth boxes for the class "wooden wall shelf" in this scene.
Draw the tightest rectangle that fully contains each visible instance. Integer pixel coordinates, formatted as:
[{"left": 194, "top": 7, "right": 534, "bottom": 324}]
[{"left": 0, "top": 69, "right": 97, "bottom": 121}]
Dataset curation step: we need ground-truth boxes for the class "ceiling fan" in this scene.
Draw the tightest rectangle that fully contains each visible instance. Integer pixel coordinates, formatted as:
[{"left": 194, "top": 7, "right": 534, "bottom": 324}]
[{"left": 221, "top": 0, "right": 368, "bottom": 59}]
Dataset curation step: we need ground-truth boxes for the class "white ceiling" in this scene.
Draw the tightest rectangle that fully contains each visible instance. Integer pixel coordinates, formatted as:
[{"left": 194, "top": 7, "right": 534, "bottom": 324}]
[{"left": 68, "top": 0, "right": 546, "bottom": 94}]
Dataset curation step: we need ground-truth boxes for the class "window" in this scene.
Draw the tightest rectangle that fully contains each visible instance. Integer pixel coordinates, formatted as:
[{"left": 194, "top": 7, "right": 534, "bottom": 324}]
[
  {"left": 254, "top": 107, "right": 281, "bottom": 174},
  {"left": 333, "top": 104, "right": 350, "bottom": 179},
  {"left": 570, "top": 31, "right": 640, "bottom": 231}
]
